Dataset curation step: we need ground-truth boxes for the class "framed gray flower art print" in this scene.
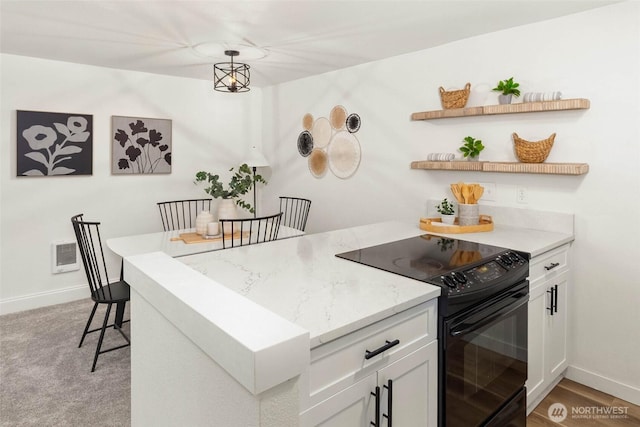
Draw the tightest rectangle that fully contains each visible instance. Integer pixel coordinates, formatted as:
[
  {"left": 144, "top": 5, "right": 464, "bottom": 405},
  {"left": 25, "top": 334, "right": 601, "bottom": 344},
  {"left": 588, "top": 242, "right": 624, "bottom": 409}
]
[
  {"left": 17, "top": 110, "right": 93, "bottom": 176},
  {"left": 112, "top": 115, "right": 172, "bottom": 175}
]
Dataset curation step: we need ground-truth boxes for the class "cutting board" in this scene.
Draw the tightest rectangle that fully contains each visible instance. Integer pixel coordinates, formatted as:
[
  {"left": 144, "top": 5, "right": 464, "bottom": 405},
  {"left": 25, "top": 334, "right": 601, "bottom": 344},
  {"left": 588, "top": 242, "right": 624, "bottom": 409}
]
[{"left": 170, "top": 231, "right": 250, "bottom": 244}]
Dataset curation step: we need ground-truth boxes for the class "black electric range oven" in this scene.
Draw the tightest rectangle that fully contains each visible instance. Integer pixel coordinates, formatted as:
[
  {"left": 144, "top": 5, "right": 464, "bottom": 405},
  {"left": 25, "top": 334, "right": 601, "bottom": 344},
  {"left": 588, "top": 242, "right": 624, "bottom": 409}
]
[{"left": 336, "top": 234, "right": 529, "bottom": 427}]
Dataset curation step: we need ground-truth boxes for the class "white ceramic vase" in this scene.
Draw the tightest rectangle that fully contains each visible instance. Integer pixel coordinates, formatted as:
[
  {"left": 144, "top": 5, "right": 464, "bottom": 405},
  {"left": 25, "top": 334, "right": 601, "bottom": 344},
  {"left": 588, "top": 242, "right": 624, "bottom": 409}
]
[
  {"left": 441, "top": 214, "right": 456, "bottom": 225},
  {"left": 217, "top": 198, "right": 239, "bottom": 234},
  {"left": 195, "top": 210, "right": 214, "bottom": 236},
  {"left": 498, "top": 94, "right": 513, "bottom": 105}
]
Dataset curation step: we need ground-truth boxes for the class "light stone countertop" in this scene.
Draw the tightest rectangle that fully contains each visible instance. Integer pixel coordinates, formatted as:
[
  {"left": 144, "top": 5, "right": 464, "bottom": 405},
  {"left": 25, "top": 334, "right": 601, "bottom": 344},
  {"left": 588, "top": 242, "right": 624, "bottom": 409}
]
[
  {"left": 178, "top": 220, "right": 442, "bottom": 348},
  {"left": 108, "top": 225, "right": 304, "bottom": 258},
  {"left": 177, "top": 218, "right": 574, "bottom": 348}
]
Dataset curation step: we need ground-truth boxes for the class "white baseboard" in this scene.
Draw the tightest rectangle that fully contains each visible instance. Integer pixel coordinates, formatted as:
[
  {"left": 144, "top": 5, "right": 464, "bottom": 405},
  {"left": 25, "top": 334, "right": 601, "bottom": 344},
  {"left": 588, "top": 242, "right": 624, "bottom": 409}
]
[
  {"left": 0, "top": 285, "right": 89, "bottom": 315},
  {"left": 566, "top": 365, "right": 640, "bottom": 406}
]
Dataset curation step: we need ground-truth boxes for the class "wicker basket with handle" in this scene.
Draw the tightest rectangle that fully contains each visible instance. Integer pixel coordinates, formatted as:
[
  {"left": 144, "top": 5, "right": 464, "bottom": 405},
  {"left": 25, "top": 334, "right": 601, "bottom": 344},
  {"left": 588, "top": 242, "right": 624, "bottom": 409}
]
[
  {"left": 439, "top": 82, "right": 471, "bottom": 109},
  {"left": 512, "top": 132, "right": 556, "bottom": 163}
]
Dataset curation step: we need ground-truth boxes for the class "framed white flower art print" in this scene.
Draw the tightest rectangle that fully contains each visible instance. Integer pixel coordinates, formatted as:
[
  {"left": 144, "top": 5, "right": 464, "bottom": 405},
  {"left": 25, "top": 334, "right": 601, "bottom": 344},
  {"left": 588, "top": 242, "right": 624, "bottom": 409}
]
[{"left": 16, "top": 110, "right": 93, "bottom": 176}]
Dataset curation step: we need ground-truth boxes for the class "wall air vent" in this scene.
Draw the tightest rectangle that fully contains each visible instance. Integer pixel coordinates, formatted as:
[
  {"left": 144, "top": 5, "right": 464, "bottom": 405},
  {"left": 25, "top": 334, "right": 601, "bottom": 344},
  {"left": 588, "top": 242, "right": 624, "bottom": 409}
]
[{"left": 51, "top": 240, "right": 80, "bottom": 274}]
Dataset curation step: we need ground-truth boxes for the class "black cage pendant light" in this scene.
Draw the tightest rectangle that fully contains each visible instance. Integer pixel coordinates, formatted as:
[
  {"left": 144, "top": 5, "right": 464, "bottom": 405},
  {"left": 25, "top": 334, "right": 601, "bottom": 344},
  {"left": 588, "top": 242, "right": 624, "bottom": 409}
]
[{"left": 214, "top": 50, "right": 250, "bottom": 93}]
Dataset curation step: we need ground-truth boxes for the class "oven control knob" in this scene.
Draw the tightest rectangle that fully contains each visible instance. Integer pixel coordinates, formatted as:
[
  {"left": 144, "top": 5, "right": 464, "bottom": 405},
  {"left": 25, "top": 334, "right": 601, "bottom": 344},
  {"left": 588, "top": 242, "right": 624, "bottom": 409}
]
[
  {"left": 441, "top": 276, "right": 456, "bottom": 288},
  {"left": 499, "top": 254, "right": 513, "bottom": 265},
  {"left": 452, "top": 271, "right": 467, "bottom": 284}
]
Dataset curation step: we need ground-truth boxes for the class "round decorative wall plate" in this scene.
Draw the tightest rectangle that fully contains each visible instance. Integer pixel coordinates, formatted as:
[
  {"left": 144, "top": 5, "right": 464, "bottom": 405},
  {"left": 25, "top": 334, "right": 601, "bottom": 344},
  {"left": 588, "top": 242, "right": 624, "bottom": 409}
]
[
  {"left": 308, "top": 148, "right": 328, "bottom": 178},
  {"left": 311, "top": 117, "right": 332, "bottom": 148},
  {"left": 297, "top": 131, "right": 313, "bottom": 157},
  {"left": 328, "top": 131, "right": 361, "bottom": 179},
  {"left": 346, "top": 113, "right": 361, "bottom": 133},
  {"left": 330, "top": 105, "right": 347, "bottom": 130},
  {"left": 302, "top": 113, "right": 314, "bottom": 131}
]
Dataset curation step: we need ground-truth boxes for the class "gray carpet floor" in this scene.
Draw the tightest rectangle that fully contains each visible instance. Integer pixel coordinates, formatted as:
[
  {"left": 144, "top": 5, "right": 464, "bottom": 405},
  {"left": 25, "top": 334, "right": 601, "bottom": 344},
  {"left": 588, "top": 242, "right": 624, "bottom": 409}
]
[{"left": 0, "top": 299, "right": 130, "bottom": 426}]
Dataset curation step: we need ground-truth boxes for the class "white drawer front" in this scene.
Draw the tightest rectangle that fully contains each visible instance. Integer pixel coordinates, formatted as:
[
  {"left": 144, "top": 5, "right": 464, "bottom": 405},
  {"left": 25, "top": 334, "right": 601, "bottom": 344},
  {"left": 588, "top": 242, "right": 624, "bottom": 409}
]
[
  {"left": 307, "top": 299, "right": 437, "bottom": 407},
  {"left": 529, "top": 243, "right": 569, "bottom": 283}
]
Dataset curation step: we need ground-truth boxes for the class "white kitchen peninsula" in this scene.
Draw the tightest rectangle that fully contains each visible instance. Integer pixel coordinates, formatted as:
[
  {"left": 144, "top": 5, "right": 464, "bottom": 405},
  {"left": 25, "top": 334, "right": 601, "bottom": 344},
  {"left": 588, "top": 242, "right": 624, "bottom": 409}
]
[
  {"left": 122, "top": 208, "right": 576, "bottom": 425},
  {"left": 123, "top": 221, "right": 441, "bottom": 426}
]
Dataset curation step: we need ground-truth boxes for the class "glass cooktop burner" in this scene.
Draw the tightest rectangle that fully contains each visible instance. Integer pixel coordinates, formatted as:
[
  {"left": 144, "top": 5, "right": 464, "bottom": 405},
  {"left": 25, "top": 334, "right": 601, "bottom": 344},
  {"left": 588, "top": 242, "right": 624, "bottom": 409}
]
[{"left": 335, "top": 234, "right": 509, "bottom": 284}]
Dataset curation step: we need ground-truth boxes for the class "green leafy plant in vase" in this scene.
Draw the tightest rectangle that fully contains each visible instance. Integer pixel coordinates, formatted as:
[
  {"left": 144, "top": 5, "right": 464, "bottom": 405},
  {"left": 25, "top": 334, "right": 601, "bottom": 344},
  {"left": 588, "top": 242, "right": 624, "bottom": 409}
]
[
  {"left": 436, "top": 198, "right": 456, "bottom": 224},
  {"left": 195, "top": 163, "right": 267, "bottom": 214},
  {"left": 492, "top": 77, "right": 521, "bottom": 104},
  {"left": 459, "top": 136, "right": 484, "bottom": 161}
]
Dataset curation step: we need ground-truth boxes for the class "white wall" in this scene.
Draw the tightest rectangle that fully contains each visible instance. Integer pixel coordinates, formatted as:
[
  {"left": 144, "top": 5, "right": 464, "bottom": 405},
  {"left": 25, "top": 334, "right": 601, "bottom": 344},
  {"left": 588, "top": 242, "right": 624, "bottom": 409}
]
[
  {"left": 0, "top": 54, "right": 263, "bottom": 312},
  {"left": 261, "top": 2, "right": 639, "bottom": 404}
]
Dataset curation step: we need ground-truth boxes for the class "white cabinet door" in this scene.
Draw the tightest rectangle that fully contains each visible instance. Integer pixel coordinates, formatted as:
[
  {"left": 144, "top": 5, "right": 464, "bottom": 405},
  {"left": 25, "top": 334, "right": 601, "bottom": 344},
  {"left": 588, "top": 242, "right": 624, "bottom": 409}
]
[
  {"left": 546, "top": 276, "right": 568, "bottom": 378},
  {"left": 527, "top": 270, "right": 569, "bottom": 412},
  {"left": 526, "top": 285, "right": 546, "bottom": 403},
  {"left": 300, "top": 374, "right": 377, "bottom": 427},
  {"left": 301, "top": 342, "right": 438, "bottom": 427},
  {"left": 377, "top": 341, "right": 438, "bottom": 427}
]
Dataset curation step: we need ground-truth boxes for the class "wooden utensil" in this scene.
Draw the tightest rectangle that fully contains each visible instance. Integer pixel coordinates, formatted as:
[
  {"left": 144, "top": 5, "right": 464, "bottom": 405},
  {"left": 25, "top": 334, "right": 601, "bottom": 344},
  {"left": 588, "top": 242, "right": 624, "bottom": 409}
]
[
  {"left": 473, "top": 184, "right": 484, "bottom": 203},
  {"left": 461, "top": 184, "right": 470, "bottom": 204},
  {"left": 450, "top": 183, "right": 463, "bottom": 204},
  {"left": 468, "top": 184, "right": 476, "bottom": 204}
]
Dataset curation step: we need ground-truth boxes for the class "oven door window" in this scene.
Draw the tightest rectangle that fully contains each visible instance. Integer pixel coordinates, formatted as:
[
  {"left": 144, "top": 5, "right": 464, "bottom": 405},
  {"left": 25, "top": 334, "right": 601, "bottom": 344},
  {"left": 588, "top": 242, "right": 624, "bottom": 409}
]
[{"left": 444, "top": 288, "right": 528, "bottom": 427}]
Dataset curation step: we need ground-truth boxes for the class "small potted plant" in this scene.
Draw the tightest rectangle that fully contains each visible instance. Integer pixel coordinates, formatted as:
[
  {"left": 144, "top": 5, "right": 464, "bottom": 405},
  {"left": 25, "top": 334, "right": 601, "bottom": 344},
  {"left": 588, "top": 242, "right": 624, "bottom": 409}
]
[
  {"left": 436, "top": 198, "right": 456, "bottom": 224},
  {"left": 195, "top": 164, "right": 267, "bottom": 216},
  {"left": 459, "top": 136, "right": 485, "bottom": 161},
  {"left": 492, "top": 77, "right": 521, "bottom": 104}
]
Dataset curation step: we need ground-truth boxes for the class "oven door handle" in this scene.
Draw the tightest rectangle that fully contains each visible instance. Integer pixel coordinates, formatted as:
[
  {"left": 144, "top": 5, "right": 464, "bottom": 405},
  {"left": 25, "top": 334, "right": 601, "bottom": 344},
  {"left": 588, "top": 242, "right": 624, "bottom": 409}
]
[{"left": 450, "top": 296, "right": 528, "bottom": 337}]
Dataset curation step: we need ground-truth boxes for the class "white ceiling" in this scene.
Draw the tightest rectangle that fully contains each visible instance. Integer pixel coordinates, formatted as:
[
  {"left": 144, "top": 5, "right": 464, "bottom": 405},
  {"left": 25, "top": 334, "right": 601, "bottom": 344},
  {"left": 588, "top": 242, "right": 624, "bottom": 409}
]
[{"left": 0, "top": 0, "right": 617, "bottom": 88}]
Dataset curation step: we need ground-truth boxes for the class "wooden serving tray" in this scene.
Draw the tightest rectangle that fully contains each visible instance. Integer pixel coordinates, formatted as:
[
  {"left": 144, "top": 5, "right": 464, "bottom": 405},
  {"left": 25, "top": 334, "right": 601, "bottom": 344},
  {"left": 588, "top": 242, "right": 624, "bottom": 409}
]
[
  {"left": 419, "top": 215, "right": 494, "bottom": 233},
  {"left": 170, "top": 231, "right": 250, "bottom": 244}
]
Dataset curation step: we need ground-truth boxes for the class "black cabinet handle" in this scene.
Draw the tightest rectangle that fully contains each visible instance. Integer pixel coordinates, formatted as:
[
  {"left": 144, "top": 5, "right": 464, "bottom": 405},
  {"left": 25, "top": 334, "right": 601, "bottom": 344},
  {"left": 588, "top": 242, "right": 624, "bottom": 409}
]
[
  {"left": 544, "top": 262, "right": 560, "bottom": 271},
  {"left": 383, "top": 379, "right": 393, "bottom": 427},
  {"left": 370, "top": 386, "right": 380, "bottom": 426},
  {"left": 365, "top": 339, "right": 400, "bottom": 360},
  {"left": 547, "top": 287, "right": 555, "bottom": 316},
  {"left": 553, "top": 284, "right": 559, "bottom": 314}
]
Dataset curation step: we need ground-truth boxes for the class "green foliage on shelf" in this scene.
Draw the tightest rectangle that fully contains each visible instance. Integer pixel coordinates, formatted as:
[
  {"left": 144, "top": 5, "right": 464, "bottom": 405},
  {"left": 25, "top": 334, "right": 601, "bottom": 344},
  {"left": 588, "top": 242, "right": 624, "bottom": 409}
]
[
  {"left": 492, "top": 77, "right": 521, "bottom": 97},
  {"left": 460, "top": 136, "right": 485, "bottom": 159}
]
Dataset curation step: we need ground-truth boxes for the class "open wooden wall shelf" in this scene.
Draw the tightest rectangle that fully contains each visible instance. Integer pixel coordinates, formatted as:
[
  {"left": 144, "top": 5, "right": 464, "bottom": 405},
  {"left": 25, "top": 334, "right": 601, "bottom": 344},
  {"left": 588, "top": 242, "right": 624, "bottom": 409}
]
[
  {"left": 410, "top": 161, "right": 589, "bottom": 175},
  {"left": 411, "top": 98, "right": 590, "bottom": 121}
]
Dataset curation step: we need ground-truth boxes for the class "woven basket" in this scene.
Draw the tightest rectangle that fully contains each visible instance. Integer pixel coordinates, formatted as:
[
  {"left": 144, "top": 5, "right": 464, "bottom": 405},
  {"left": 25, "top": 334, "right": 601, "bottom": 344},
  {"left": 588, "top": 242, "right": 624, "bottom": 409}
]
[
  {"left": 439, "top": 83, "right": 471, "bottom": 109},
  {"left": 513, "top": 132, "right": 556, "bottom": 163}
]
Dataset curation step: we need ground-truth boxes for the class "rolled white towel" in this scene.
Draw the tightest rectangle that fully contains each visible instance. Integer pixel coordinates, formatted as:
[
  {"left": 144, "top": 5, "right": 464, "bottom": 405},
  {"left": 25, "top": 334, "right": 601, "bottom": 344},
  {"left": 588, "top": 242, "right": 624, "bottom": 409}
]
[
  {"left": 523, "top": 92, "right": 563, "bottom": 103},
  {"left": 427, "top": 153, "right": 456, "bottom": 161}
]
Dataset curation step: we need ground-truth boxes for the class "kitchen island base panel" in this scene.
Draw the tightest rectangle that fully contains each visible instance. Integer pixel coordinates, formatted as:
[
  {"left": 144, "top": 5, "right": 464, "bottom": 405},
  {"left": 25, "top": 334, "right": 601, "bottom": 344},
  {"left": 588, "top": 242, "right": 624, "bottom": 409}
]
[
  {"left": 124, "top": 252, "right": 309, "bottom": 395},
  {"left": 131, "top": 288, "right": 301, "bottom": 427}
]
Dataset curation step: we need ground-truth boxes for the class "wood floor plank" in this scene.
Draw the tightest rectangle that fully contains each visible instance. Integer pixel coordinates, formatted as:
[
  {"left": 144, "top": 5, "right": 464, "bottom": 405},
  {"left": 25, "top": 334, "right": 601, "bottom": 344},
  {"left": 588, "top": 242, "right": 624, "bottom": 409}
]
[
  {"left": 528, "top": 378, "right": 640, "bottom": 426},
  {"left": 557, "top": 378, "right": 615, "bottom": 406},
  {"left": 612, "top": 397, "right": 640, "bottom": 421},
  {"left": 527, "top": 411, "right": 567, "bottom": 427}
]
